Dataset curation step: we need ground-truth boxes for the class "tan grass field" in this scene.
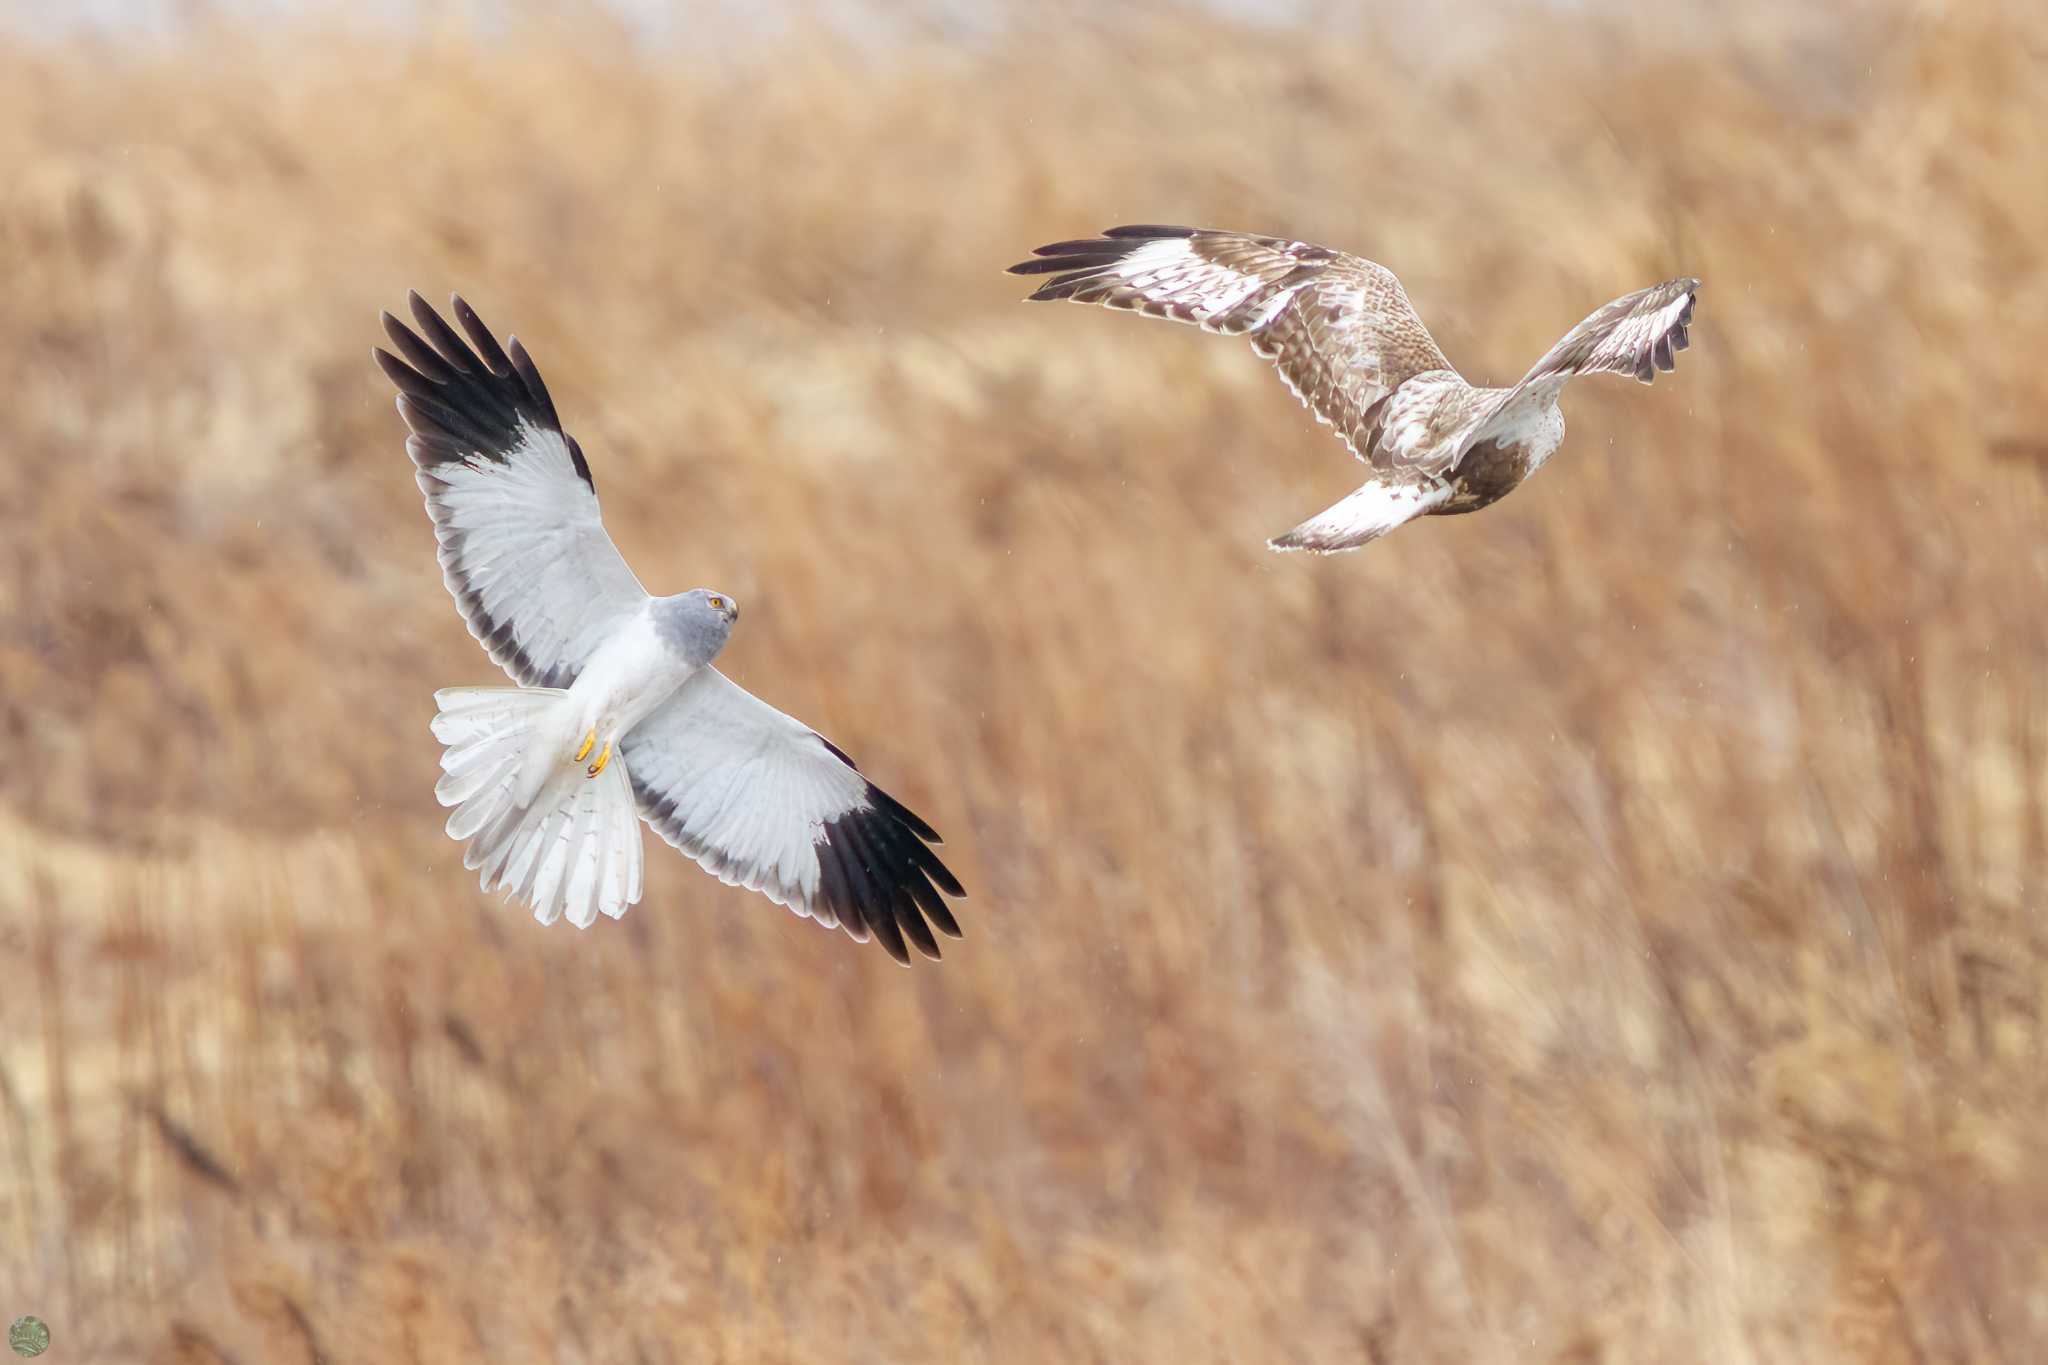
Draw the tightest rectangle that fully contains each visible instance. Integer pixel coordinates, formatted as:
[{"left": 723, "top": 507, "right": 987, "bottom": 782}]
[{"left": 1, "top": 2, "right": 2045, "bottom": 1360}]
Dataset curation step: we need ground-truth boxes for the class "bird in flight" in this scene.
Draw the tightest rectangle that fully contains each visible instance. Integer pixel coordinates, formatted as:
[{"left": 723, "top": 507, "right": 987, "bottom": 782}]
[
  {"left": 1009, "top": 225, "right": 1699, "bottom": 553},
  {"left": 373, "top": 293, "right": 965, "bottom": 963}
]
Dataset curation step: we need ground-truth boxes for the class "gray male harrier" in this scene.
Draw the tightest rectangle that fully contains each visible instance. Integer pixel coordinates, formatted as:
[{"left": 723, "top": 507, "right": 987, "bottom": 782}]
[{"left": 374, "top": 293, "right": 964, "bottom": 962}]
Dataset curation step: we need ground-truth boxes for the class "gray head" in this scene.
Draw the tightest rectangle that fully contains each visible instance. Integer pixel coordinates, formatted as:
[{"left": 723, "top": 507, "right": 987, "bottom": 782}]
[{"left": 655, "top": 588, "right": 740, "bottom": 668}]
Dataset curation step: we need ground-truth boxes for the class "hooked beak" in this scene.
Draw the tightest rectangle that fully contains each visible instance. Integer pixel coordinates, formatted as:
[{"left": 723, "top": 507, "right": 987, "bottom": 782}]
[{"left": 722, "top": 598, "right": 741, "bottom": 624}]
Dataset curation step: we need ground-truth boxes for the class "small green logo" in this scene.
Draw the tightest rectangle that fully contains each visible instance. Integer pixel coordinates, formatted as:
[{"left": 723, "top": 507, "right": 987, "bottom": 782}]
[{"left": 7, "top": 1317, "right": 48, "bottom": 1358}]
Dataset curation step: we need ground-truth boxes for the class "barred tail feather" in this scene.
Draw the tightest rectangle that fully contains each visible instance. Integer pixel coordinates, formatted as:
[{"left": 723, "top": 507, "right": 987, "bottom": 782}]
[{"left": 431, "top": 686, "right": 644, "bottom": 928}]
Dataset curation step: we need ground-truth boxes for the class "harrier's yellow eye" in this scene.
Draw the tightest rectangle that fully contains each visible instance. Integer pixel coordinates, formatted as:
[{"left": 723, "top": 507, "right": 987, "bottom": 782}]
[{"left": 709, "top": 596, "right": 725, "bottom": 611}]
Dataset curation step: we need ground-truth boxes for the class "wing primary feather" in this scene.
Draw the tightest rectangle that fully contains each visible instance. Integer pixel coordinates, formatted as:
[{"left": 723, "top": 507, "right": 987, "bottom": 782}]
[
  {"left": 816, "top": 735, "right": 863, "bottom": 773},
  {"left": 855, "top": 821, "right": 943, "bottom": 953},
  {"left": 1102, "top": 224, "right": 1198, "bottom": 239},
  {"left": 381, "top": 312, "right": 462, "bottom": 384},
  {"left": 372, "top": 345, "right": 433, "bottom": 398},
  {"left": 1025, "top": 276, "right": 1098, "bottom": 302},
  {"left": 818, "top": 840, "right": 873, "bottom": 941},
  {"left": 563, "top": 434, "right": 595, "bottom": 488},
  {"left": 381, "top": 292, "right": 596, "bottom": 492},
  {"left": 902, "top": 869, "right": 962, "bottom": 939},
  {"left": 819, "top": 828, "right": 883, "bottom": 928},
  {"left": 407, "top": 289, "right": 484, "bottom": 374},
  {"left": 384, "top": 310, "right": 510, "bottom": 424},
  {"left": 1009, "top": 252, "right": 1124, "bottom": 275},
  {"left": 1024, "top": 237, "right": 1131, "bottom": 259},
  {"left": 841, "top": 816, "right": 931, "bottom": 964},
  {"left": 908, "top": 841, "right": 965, "bottom": 898},
  {"left": 865, "top": 784, "right": 942, "bottom": 844},
  {"left": 396, "top": 392, "right": 500, "bottom": 456},
  {"left": 505, "top": 337, "right": 562, "bottom": 428},
  {"left": 450, "top": 294, "right": 517, "bottom": 375},
  {"left": 894, "top": 888, "right": 943, "bottom": 961},
  {"left": 865, "top": 894, "right": 912, "bottom": 965}
]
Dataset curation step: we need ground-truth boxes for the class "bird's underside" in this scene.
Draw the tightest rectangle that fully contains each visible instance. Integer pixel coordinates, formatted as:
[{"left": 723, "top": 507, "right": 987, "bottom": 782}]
[
  {"left": 1009, "top": 225, "right": 1700, "bottom": 553},
  {"left": 373, "top": 291, "right": 966, "bottom": 964}
]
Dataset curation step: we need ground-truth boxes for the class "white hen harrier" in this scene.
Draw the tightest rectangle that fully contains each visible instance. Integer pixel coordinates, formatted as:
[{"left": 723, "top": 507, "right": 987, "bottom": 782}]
[
  {"left": 1009, "top": 225, "right": 1699, "bottom": 553},
  {"left": 374, "top": 293, "right": 965, "bottom": 963}
]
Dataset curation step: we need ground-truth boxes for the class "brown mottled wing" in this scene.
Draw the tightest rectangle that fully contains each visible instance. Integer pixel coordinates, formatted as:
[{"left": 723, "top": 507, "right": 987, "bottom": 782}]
[
  {"left": 1463, "top": 277, "right": 1701, "bottom": 454},
  {"left": 1010, "top": 226, "right": 1459, "bottom": 465},
  {"left": 1516, "top": 277, "right": 1700, "bottom": 387}
]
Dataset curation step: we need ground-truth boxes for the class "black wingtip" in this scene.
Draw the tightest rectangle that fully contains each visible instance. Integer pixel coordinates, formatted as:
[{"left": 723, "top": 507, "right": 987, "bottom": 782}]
[
  {"left": 920, "top": 854, "right": 966, "bottom": 901},
  {"left": 1101, "top": 223, "right": 1198, "bottom": 239},
  {"left": 1030, "top": 237, "right": 1127, "bottom": 258},
  {"left": 897, "top": 902, "right": 943, "bottom": 962},
  {"left": 868, "top": 785, "right": 942, "bottom": 844},
  {"left": 1009, "top": 253, "right": 1121, "bottom": 277},
  {"left": 372, "top": 289, "right": 587, "bottom": 486},
  {"left": 810, "top": 771, "right": 968, "bottom": 967},
  {"left": 405, "top": 290, "right": 442, "bottom": 342},
  {"left": 868, "top": 904, "right": 912, "bottom": 965},
  {"left": 450, "top": 296, "right": 515, "bottom": 376}
]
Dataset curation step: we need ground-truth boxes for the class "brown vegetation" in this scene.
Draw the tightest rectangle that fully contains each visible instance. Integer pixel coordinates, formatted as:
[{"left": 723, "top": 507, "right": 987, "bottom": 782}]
[{"left": 1, "top": 2, "right": 2044, "bottom": 1360}]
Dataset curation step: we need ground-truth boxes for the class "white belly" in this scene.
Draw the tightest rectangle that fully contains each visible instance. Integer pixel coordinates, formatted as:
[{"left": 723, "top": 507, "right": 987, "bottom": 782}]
[
  {"left": 1487, "top": 396, "right": 1566, "bottom": 476},
  {"left": 565, "top": 604, "right": 694, "bottom": 743},
  {"left": 1523, "top": 405, "right": 1566, "bottom": 476}
]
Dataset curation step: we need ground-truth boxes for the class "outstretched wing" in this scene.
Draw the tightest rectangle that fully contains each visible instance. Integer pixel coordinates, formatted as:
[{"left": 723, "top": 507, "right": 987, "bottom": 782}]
[
  {"left": 375, "top": 292, "right": 647, "bottom": 689},
  {"left": 1515, "top": 277, "right": 1700, "bottom": 387},
  {"left": 621, "top": 668, "right": 966, "bottom": 965},
  {"left": 1009, "top": 225, "right": 1460, "bottom": 466},
  {"left": 1463, "top": 277, "right": 1701, "bottom": 452}
]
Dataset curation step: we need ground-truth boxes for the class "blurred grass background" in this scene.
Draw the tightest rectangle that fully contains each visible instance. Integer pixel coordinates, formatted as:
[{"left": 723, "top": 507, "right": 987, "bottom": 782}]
[{"left": 0, "top": 0, "right": 2044, "bottom": 1359}]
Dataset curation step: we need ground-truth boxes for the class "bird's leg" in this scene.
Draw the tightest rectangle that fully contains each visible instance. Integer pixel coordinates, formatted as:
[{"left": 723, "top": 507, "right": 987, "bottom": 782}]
[
  {"left": 573, "top": 728, "right": 597, "bottom": 763},
  {"left": 586, "top": 739, "right": 614, "bottom": 779}
]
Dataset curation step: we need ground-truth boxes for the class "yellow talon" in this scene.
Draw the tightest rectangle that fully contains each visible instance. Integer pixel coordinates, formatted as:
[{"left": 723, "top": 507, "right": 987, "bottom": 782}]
[
  {"left": 586, "top": 740, "right": 613, "bottom": 778},
  {"left": 573, "top": 728, "right": 596, "bottom": 763}
]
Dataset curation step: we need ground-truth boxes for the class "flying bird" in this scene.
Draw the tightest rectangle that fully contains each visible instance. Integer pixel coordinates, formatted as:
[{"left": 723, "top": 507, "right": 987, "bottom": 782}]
[
  {"left": 373, "top": 293, "right": 965, "bottom": 963},
  {"left": 1009, "top": 226, "right": 1699, "bottom": 553}
]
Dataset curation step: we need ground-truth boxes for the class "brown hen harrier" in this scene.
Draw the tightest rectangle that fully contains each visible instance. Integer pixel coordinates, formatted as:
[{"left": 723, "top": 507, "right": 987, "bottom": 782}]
[{"left": 1009, "top": 225, "right": 1699, "bottom": 553}]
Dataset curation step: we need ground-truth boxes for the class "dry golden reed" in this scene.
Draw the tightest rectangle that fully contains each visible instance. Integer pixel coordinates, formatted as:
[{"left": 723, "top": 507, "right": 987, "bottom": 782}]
[{"left": 0, "top": 2, "right": 2044, "bottom": 1360}]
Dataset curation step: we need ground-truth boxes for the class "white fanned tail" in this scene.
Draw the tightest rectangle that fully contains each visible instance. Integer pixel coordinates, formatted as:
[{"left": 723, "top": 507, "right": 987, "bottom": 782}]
[
  {"left": 1268, "top": 478, "right": 1452, "bottom": 554},
  {"left": 430, "top": 686, "right": 644, "bottom": 928}
]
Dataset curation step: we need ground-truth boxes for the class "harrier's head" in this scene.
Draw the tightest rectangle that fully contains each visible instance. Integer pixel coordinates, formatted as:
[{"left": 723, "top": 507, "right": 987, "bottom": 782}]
[{"left": 658, "top": 588, "right": 740, "bottom": 667}]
